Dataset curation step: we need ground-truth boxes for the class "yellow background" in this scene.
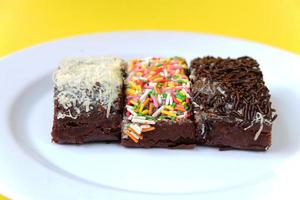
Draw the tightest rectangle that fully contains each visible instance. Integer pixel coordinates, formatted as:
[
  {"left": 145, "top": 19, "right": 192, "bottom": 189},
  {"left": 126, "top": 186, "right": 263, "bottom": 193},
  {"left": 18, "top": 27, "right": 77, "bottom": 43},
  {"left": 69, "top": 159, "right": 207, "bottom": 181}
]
[
  {"left": 0, "top": 0, "right": 299, "bottom": 199},
  {"left": 1, "top": 0, "right": 300, "bottom": 58}
]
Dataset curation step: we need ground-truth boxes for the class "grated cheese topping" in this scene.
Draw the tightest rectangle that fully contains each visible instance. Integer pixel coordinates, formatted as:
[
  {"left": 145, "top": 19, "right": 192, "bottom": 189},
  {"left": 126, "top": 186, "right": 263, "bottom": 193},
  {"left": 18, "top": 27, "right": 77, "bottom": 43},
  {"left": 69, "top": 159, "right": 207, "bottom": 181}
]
[{"left": 54, "top": 56, "right": 126, "bottom": 119}]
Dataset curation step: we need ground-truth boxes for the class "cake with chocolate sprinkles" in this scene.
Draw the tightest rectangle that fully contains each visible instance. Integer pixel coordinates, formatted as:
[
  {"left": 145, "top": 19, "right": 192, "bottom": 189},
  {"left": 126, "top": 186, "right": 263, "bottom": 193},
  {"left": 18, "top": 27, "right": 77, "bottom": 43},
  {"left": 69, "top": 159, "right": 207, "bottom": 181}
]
[
  {"left": 121, "top": 57, "right": 196, "bottom": 148},
  {"left": 51, "top": 56, "right": 126, "bottom": 144},
  {"left": 190, "top": 56, "right": 277, "bottom": 150}
]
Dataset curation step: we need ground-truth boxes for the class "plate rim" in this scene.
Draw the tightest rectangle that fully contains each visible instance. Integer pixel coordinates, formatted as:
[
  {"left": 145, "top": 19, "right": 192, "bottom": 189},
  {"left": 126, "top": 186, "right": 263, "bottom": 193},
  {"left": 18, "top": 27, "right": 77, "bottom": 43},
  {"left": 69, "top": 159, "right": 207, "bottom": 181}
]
[{"left": 1, "top": 30, "right": 300, "bottom": 61}]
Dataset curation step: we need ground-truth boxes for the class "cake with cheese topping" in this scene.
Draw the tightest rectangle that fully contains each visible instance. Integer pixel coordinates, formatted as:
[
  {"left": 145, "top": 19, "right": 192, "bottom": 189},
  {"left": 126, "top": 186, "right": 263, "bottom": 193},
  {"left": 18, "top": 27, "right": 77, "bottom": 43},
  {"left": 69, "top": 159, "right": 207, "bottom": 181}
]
[
  {"left": 121, "top": 57, "right": 196, "bottom": 148},
  {"left": 51, "top": 56, "right": 126, "bottom": 144}
]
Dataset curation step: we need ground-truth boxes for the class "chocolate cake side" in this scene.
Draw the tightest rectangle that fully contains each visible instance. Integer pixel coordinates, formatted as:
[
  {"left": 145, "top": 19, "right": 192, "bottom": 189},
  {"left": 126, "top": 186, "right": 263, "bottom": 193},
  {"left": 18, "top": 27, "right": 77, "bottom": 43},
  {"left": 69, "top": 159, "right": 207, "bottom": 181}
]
[
  {"left": 121, "top": 120, "right": 195, "bottom": 149},
  {"left": 52, "top": 94, "right": 123, "bottom": 144},
  {"left": 190, "top": 56, "right": 277, "bottom": 151},
  {"left": 51, "top": 57, "right": 126, "bottom": 144},
  {"left": 121, "top": 57, "right": 196, "bottom": 148}
]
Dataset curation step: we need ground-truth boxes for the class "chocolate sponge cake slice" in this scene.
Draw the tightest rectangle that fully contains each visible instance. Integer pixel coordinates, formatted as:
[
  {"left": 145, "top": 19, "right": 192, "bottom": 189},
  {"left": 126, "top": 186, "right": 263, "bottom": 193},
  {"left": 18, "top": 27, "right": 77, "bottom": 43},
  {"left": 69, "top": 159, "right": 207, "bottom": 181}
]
[
  {"left": 51, "top": 56, "right": 126, "bottom": 144},
  {"left": 190, "top": 56, "right": 277, "bottom": 151}
]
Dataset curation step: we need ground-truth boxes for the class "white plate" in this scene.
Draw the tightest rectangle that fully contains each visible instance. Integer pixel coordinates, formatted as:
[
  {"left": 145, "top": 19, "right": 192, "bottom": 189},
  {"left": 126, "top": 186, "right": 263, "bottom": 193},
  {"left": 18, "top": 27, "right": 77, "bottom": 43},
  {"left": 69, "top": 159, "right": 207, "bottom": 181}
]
[{"left": 0, "top": 31, "right": 300, "bottom": 200}]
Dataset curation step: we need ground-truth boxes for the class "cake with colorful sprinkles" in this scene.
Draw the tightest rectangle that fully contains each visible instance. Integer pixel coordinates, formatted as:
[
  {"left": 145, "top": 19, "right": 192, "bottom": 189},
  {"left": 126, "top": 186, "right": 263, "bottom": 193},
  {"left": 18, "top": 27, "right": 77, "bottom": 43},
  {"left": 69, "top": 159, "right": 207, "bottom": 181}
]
[
  {"left": 51, "top": 56, "right": 126, "bottom": 144},
  {"left": 121, "top": 57, "right": 196, "bottom": 148},
  {"left": 190, "top": 56, "right": 277, "bottom": 150}
]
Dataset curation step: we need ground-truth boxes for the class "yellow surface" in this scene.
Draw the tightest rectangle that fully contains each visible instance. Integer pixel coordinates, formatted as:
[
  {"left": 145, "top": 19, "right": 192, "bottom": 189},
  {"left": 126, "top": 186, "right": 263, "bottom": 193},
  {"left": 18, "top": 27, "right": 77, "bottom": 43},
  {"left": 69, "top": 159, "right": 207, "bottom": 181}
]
[
  {"left": 0, "top": 0, "right": 299, "bottom": 199},
  {"left": 0, "top": 195, "right": 8, "bottom": 200},
  {"left": 0, "top": 0, "right": 300, "bottom": 58}
]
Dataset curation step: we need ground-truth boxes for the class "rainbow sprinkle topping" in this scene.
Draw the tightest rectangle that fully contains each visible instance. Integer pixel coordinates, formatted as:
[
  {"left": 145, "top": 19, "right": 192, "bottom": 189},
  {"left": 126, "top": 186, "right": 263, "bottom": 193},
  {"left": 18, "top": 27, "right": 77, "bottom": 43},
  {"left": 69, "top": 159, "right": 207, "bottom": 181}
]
[{"left": 123, "top": 57, "right": 193, "bottom": 143}]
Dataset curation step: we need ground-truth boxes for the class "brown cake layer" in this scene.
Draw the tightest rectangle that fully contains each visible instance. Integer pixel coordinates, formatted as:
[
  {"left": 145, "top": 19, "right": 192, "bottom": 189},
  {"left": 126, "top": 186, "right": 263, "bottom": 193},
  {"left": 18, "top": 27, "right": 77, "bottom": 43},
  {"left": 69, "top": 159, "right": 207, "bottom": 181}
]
[
  {"left": 121, "top": 120, "right": 195, "bottom": 148},
  {"left": 190, "top": 56, "right": 277, "bottom": 151},
  {"left": 196, "top": 118, "right": 272, "bottom": 151},
  {"left": 52, "top": 98, "right": 123, "bottom": 144}
]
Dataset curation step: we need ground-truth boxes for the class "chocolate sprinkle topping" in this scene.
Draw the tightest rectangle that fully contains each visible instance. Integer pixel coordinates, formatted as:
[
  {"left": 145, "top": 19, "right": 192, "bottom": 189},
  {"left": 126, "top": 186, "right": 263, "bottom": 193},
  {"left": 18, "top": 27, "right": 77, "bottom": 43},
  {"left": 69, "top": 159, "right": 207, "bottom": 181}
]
[{"left": 190, "top": 56, "right": 277, "bottom": 132}]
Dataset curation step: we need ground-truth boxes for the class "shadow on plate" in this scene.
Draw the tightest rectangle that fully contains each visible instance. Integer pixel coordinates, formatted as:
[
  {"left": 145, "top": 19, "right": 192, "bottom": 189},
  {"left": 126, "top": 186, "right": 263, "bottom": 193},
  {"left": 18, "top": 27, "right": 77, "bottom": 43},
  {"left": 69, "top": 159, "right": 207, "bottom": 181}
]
[{"left": 269, "top": 87, "right": 300, "bottom": 155}]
